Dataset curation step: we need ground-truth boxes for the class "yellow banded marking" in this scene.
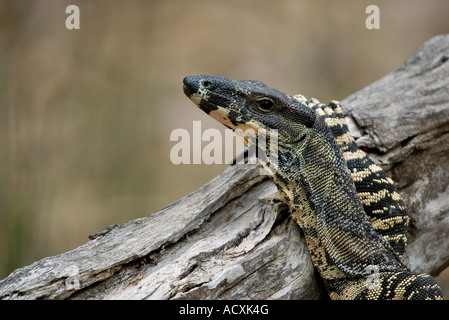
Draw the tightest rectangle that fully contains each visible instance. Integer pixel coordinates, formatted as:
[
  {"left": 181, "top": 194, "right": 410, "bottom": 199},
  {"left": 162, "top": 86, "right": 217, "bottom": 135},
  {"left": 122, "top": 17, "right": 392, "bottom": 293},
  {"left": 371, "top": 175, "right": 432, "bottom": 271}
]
[
  {"left": 391, "top": 191, "right": 402, "bottom": 201},
  {"left": 350, "top": 164, "right": 383, "bottom": 182},
  {"left": 373, "top": 177, "right": 395, "bottom": 185},
  {"left": 333, "top": 106, "right": 343, "bottom": 115},
  {"left": 335, "top": 132, "right": 355, "bottom": 145},
  {"left": 323, "top": 107, "right": 334, "bottom": 116},
  {"left": 293, "top": 94, "right": 307, "bottom": 102},
  {"left": 325, "top": 117, "right": 346, "bottom": 128},
  {"left": 358, "top": 190, "right": 388, "bottom": 206},
  {"left": 343, "top": 149, "right": 367, "bottom": 161},
  {"left": 370, "top": 216, "right": 408, "bottom": 230},
  {"left": 358, "top": 189, "right": 402, "bottom": 206},
  {"left": 372, "top": 208, "right": 389, "bottom": 214}
]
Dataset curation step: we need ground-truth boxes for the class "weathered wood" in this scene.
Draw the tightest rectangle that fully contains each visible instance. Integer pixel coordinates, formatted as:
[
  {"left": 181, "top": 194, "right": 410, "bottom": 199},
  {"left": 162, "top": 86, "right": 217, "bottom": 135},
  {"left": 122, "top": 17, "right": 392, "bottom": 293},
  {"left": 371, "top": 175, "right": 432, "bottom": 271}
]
[{"left": 1, "top": 34, "right": 449, "bottom": 300}]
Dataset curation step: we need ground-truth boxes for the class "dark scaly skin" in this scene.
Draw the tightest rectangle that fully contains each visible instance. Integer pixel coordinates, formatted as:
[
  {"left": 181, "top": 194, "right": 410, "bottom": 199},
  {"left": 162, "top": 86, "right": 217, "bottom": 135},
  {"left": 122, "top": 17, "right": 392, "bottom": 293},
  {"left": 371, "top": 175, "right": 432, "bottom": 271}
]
[
  {"left": 183, "top": 75, "right": 444, "bottom": 300},
  {"left": 295, "top": 96, "right": 409, "bottom": 258}
]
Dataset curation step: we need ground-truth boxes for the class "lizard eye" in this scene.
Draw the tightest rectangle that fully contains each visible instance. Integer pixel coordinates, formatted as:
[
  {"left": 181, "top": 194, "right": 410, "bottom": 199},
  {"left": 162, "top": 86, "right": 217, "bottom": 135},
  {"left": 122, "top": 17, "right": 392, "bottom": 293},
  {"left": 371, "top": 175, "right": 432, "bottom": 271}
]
[{"left": 255, "top": 98, "right": 276, "bottom": 113}]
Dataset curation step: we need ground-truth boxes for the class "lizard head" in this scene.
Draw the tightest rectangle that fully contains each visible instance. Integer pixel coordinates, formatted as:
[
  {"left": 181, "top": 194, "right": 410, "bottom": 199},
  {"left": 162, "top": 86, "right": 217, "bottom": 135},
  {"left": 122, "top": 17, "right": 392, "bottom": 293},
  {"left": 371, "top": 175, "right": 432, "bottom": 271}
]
[{"left": 183, "top": 74, "right": 317, "bottom": 149}]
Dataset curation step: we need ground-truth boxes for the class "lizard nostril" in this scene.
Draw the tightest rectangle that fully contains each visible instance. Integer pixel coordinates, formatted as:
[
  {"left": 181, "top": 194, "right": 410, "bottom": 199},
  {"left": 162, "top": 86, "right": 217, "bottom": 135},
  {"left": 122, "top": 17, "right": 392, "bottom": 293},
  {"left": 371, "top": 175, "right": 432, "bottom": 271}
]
[{"left": 201, "top": 80, "right": 213, "bottom": 89}]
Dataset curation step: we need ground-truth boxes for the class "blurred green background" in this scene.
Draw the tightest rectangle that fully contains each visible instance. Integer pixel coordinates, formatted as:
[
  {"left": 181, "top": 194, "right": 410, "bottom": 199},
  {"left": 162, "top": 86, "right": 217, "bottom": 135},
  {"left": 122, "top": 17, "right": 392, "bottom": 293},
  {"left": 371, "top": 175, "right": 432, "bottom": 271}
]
[{"left": 1, "top": 0, "right": 448, "bottom": 295}]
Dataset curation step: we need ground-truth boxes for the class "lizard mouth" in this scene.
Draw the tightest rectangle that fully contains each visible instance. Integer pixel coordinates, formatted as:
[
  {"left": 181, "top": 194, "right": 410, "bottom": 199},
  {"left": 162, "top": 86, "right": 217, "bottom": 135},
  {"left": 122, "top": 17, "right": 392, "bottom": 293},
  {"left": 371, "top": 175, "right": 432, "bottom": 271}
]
[
  {"left": 183, "top": 75, "right": 232, "bottom": 115},
  {"left": 182, "top": 81, "right": 196, "bottom": 98}
]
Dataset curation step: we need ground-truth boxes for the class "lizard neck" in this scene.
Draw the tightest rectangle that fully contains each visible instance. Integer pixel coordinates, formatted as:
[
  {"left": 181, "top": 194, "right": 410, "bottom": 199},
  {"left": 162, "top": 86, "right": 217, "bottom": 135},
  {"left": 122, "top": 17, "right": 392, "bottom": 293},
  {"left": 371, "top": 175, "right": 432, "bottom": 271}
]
[{"left": 271, "top": 116, "right": 403, "bottom": 280}]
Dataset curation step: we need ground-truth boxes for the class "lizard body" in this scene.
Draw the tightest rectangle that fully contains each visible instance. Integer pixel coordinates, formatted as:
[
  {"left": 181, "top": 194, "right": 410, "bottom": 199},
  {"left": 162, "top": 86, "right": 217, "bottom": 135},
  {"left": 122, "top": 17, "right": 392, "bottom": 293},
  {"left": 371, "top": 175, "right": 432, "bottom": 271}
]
[{"left": 182, "top": 75, "right": 444, "bottom": 300}]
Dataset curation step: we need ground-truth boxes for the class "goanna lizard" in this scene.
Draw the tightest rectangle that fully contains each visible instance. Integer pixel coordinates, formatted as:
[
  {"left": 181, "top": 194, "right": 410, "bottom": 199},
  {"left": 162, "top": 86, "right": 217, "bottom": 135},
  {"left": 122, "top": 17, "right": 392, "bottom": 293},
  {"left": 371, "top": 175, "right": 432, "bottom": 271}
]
[{"left": 182, "top": 74, "right": 444, "bottom": 300}]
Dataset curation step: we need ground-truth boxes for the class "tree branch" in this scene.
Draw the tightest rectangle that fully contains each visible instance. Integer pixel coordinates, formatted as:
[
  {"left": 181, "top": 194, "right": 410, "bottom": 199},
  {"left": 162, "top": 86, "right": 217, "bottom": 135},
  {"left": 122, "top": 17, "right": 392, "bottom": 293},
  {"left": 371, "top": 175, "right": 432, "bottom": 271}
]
[{"left": 1, "top": 34, "right": 449, "bottom": 300}]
